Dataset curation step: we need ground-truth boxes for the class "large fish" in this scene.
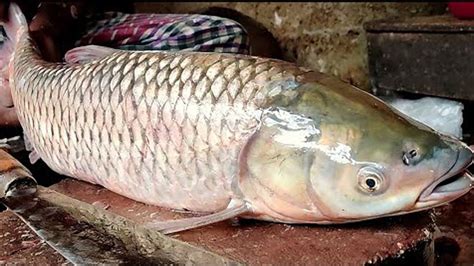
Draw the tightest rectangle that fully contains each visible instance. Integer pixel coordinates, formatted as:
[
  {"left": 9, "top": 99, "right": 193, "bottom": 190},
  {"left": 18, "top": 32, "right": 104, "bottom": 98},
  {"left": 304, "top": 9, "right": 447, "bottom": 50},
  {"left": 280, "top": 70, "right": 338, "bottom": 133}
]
[{"left": 1, "top": 3, "right": 472, "bottom": 234}]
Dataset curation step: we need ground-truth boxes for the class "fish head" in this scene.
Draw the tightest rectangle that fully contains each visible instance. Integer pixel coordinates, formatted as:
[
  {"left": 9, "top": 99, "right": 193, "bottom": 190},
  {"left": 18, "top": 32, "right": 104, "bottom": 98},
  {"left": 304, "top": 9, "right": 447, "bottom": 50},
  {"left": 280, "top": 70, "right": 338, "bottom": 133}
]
[
  {"left": 306, "top": 118, "right": 473, "bottom": 223},
  {"left": 238, "top": 73, "right": 472, "bottom": 224}
]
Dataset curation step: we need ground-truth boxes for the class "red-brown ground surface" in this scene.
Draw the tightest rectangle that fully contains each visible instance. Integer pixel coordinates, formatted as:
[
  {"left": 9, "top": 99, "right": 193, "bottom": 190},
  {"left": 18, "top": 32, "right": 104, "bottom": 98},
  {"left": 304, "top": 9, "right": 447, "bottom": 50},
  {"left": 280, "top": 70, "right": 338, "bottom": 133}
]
[
  {"left": 41, "top": 179, "right": 436, "bottom": 264},
  {"left": 1, "top": 178, "right": 472, "bottom": 265}
]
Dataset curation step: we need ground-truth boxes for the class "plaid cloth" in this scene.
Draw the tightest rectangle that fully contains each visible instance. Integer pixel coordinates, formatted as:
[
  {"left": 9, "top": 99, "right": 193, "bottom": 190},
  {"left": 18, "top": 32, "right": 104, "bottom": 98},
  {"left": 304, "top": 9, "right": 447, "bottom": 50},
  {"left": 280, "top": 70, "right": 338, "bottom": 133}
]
[{"left": 76, "top": 12, "right": 250, "bottom": 54}]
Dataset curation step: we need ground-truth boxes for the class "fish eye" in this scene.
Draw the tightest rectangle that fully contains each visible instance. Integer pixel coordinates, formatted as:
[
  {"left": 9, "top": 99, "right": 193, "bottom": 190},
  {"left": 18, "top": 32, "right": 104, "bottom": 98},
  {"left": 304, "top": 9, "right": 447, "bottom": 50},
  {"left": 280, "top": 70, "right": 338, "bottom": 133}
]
[
  {"left": 358, "top": 167, "right": 384, "bottom": 193},
  {"left": 361, "top": 175, "right": 381, "bottom": 192},
  {"left": 402, "top": 149, "right": 419, "bottom": 166},
  {"left": 365, "top": 178, "right": 377, "bottom": 189}
]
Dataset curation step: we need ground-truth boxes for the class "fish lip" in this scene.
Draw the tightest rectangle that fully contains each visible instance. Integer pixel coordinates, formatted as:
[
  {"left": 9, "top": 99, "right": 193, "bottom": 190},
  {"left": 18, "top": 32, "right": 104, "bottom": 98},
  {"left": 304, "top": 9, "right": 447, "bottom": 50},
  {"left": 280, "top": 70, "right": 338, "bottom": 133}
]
[{"left": 418, "top": 150, "right": 473, "bottom": 203}]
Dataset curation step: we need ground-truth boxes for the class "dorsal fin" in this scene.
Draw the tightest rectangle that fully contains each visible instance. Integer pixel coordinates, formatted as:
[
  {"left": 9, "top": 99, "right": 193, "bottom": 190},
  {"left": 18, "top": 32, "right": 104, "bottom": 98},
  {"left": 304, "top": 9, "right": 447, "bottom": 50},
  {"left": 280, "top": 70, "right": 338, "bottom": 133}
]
[{"left": 64, "top": 45, "right": 119, "bottom": 64}]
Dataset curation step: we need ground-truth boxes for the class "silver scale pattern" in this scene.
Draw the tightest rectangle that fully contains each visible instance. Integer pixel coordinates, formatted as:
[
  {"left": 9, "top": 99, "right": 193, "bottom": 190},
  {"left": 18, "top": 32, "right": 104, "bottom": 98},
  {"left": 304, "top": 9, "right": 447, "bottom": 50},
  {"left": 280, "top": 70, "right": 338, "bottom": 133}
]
[{"left": 12, "top": 36, "right": 307, "bottom": 212}]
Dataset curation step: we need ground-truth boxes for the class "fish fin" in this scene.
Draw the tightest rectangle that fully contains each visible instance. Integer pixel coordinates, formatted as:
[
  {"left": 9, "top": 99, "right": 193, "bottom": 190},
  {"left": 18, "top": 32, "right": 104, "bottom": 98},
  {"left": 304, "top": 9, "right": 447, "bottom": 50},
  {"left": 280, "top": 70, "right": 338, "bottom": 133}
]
[
  {"left": 0, "top": 2, "right": 28, "bottom": 46},
  {"left": 64, "top": 45, "right": 120, "bottom": 64},
  {"left": 23, "top": 134, "right": 40, "bottom": 164},
  {"left": 145, "top": 199, "right": 250, "bottom": 234},
  {"left": 0, "top": 3, "right": 28, "bottom": 103},
  {"left": 28, "top": 150, "right": 40, "bottom": 164},
  {"left": 23, "top": 133, "right": 33, "bottom": 151}
]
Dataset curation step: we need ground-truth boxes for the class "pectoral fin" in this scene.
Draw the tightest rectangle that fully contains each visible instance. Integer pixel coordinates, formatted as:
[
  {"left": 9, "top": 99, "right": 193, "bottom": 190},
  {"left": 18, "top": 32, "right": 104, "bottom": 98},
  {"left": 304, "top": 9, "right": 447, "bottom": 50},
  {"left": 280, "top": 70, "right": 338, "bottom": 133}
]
[
  {"left": 28, "top": 150, "right": 40, "bottom": 164},
  {"left": 145, "top": 199, "right": 250, "bottom": 234},
  {"left": 23, "top": 133, "right": 40, "bottom": 164}
]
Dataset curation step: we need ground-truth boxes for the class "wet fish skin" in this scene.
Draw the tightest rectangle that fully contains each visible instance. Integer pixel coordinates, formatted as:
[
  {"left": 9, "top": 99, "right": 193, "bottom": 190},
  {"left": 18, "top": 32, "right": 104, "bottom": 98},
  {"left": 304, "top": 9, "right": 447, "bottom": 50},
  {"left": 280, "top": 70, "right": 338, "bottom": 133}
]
[
  {"left": 4, "top": 3, "right": 472, "bottom": 229},
  {"left": 12, "top": 31, "right": 309, "bottom": 213}
]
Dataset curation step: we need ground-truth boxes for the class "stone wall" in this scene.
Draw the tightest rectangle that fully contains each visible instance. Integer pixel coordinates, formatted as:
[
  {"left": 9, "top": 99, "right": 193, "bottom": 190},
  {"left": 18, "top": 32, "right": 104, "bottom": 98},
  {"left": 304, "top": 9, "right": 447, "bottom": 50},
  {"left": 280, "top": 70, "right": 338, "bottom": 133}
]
[{"left": 134, "top": 2, "right": 446, "bottom": 90}]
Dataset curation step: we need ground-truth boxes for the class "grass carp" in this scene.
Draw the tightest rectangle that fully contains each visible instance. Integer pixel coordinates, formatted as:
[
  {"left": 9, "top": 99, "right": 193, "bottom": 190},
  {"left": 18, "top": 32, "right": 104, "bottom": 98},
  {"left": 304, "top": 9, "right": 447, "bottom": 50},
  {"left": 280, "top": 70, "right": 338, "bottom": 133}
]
[{"left": 1, "top": 4, "right": 472, "bottom": 234}]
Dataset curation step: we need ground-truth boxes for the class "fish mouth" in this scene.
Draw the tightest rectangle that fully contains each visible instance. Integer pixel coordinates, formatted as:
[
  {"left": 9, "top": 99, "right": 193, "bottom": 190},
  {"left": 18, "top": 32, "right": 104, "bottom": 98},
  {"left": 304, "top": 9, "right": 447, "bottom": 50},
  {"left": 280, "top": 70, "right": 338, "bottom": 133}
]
[{"left": 417, "top": 146, "right": 473, "bottom": 205}]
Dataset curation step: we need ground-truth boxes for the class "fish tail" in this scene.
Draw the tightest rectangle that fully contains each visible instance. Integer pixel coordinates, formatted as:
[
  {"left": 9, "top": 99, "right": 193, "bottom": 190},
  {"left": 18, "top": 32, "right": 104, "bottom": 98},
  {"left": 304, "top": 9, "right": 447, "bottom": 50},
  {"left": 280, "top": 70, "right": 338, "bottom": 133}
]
[
  {"left": 2, "top": 2, "right": 28, "bottom": 42},
  {"left": 0, "top": 3, "right": 28, "bottom": 100}
]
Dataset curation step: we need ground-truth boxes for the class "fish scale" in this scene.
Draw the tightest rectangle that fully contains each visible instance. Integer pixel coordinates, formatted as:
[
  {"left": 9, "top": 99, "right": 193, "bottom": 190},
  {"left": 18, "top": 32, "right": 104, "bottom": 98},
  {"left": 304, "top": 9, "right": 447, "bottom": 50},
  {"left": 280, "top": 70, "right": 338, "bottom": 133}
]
[
  {"left": 12, "top": 31, "right": 308, "bottom": 212},
  {"left": 5, "top": 3, "right": 473, "bottom": 230}
]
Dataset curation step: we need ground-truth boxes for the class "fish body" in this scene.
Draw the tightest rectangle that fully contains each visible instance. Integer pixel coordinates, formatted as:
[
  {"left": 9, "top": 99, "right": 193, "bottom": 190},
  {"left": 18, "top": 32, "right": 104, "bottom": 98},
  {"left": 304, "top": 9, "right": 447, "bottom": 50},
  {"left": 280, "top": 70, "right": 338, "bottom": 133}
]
[
  {"left": 13, "top": 40, "right": 307, "bottom": 213},
  {"left": 2, "top": 3, "right": 472, "bottom": 230}
]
